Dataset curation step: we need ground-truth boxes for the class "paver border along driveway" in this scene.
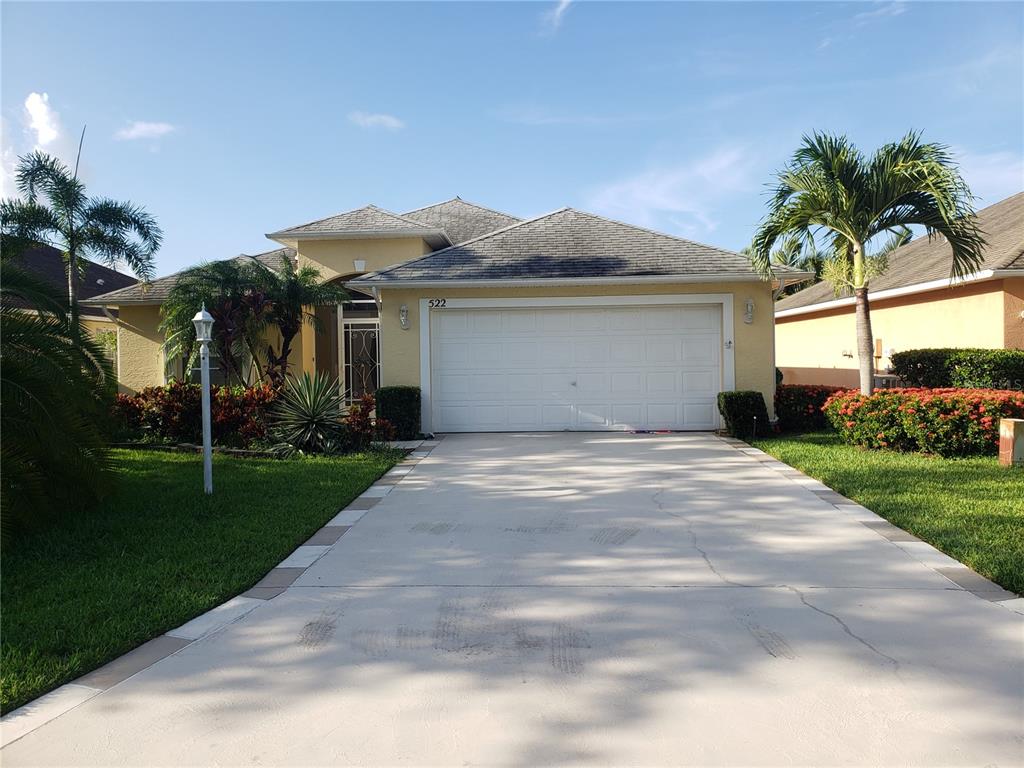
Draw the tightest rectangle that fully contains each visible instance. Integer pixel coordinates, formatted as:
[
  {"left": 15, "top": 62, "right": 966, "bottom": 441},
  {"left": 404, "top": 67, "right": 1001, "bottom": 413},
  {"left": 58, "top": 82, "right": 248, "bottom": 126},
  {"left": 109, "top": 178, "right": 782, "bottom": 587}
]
[{"left": 3, "top": 433, "right": 1022, "bottom": 766}]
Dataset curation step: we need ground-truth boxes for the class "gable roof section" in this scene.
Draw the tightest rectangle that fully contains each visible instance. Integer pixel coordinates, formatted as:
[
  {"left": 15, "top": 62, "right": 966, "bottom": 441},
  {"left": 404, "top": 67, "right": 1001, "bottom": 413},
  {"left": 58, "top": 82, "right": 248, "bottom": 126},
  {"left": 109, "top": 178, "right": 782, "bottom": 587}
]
[
  {"left": 10, "top": 244, "right": 138, "bottom": 318},
  {"left": 352, "top": 208, "right": 808, "bottom": 286},
  {"left": 402, "top": 198, "right": 521, "bottom": 245},
  {"left": 267, "top": 204, "right": 449, "bottom": 248},
  {"left": 776, "top": 191, "right": 1024, "bottom": 315},
  {"left": 81, "top": 248, "right": 296, "bottom": 306}
]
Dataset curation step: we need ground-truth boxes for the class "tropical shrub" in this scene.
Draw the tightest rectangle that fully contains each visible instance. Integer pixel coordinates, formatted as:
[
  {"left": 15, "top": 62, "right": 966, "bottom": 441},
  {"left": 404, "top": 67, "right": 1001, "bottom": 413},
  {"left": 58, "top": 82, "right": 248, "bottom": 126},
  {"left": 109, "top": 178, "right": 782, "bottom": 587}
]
[
  {"left": 890, "top": 348, "right": 1024, "bottom": 390},
  {"left": 1, "top": 253, "right": 115, "bottom": 535},
  {"left": 343, "top": 394, "right": 396, "bottom": 450},
  {"left": 775, "top": 384, "right": 845, "bottom": 432},
  {"left": 717, "top": 391, "right": 770, "bottom": 440},
  {"left": 113, "top": 380, "right": 276, "bottom": 447},
  {"left": 824, "top": 388, "right": 1024, "bottom": 457},
  {"left": 375, "top": 386, "right": 421, "bottom": 439}
]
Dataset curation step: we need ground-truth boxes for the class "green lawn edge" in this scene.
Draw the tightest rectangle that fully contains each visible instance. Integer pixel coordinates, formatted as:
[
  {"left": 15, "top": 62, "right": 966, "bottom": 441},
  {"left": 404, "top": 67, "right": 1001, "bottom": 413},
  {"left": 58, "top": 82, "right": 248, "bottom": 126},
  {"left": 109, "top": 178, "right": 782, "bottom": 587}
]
[
  {"left": 751, "top": 431, "right": 1024, "bottom": 595},
  {"left": 1, "top": 447, "right": 402, "bottom": 713}
]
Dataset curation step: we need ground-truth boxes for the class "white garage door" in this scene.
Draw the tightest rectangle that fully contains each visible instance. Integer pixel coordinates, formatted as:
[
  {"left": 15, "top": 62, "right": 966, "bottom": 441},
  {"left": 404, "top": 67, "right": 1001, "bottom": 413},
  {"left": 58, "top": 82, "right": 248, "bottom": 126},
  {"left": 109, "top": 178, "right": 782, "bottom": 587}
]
[{"left": 429, "top": 304, "right": 723, "bottom": 432}]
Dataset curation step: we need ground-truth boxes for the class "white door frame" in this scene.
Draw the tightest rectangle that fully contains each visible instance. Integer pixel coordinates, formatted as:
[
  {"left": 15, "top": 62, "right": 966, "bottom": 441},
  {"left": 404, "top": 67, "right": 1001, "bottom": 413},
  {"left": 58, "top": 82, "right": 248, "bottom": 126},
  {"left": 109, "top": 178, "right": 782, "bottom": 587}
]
[{"left": 418, "top": 294, "right": 736, "bottom": 434}]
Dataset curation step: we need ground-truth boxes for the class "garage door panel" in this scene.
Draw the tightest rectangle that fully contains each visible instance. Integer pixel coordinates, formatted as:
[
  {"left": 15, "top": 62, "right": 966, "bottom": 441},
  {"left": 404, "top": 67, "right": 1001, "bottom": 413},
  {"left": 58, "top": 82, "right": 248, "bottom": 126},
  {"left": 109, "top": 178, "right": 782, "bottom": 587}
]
[
  {"left": 647, "top": 371, "right": 679, "bottom": 394},
  {"left": 646, "top": 337, "right": 680, "bottom": 364},
  {"left": 431, "top": 304, "right": 723, "bottom": 432}
]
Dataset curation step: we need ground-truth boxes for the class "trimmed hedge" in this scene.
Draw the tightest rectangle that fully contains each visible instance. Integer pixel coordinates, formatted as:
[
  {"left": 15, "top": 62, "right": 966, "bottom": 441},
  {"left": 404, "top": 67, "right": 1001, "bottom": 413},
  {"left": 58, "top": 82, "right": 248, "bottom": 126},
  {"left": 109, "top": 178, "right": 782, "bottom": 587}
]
[
  {"left": 823, "top": 387, "right": 1024, "bottom": 457},
  {"left": 775, "top": 384, "right": 845, "bottom": 432},
  {"left": 375, "top": 385, "right": 421, "bottom": 440},
  {"left": 890, "top": 348, "right": 1024, "bottom": 389},
  {"left": 717, "top": 391, "right": 770, "bottom": 440}
]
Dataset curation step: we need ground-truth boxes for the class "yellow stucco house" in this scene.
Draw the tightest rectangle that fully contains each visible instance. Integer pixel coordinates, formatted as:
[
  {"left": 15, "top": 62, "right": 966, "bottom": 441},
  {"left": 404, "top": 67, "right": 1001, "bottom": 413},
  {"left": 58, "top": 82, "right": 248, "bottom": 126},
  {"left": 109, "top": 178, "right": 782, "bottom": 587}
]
[
  {"left": 83, "top": 198, "right": 810, "bottom": 433},
  {"left": 775, "top": 192, "right": 1024, "bottom": 388}
]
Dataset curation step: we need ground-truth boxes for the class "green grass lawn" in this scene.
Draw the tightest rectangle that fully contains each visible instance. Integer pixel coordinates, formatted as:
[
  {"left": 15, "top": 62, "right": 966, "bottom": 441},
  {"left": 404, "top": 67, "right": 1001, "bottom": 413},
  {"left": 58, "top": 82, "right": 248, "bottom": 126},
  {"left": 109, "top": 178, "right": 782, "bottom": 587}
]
[
  {"left": 1, "top": 447, "right": 400, "bottom": 714},
  {"left": 752, "top": 432, "right": 1024, "bottom": 595}
]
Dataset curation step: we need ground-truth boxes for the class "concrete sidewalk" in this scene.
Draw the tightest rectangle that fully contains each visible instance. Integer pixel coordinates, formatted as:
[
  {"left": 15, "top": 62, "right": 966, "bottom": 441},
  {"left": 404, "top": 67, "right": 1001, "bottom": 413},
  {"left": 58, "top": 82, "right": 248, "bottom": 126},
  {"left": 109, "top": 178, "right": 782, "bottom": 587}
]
[{"left": 4, "top": 433, "right": 1022, "bottom": 766}]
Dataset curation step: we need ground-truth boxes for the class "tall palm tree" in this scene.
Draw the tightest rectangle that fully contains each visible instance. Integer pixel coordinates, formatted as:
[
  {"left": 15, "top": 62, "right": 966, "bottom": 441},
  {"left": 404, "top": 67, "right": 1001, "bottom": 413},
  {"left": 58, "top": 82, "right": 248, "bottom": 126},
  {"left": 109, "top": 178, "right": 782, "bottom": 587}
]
[
  {"left": 750, "top": 131, "right": 985, "bottom": 394},
  {"left": 1, "top": 241, "right": 115, "bottom": 535},
  {"left": 0, "top": 151, "right": 162, "bottom": 327},
  {"left": 252, "top": 253, "right": 348, "bottom": 386},
  {"left": 742, "top": 235, "right": 824, "bottom": 296}
]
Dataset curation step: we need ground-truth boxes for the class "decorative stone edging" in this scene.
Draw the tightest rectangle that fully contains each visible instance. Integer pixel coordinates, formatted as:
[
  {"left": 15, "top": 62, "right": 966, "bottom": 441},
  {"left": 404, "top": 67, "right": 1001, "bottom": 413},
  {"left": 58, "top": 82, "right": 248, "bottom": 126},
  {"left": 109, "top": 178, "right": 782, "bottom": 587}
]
[
  {"left": 717, "top": 435, "right": 1024, "bottom": 615},
  {"left": 0, "top": 437, "right": 445, "bottom": 748}
]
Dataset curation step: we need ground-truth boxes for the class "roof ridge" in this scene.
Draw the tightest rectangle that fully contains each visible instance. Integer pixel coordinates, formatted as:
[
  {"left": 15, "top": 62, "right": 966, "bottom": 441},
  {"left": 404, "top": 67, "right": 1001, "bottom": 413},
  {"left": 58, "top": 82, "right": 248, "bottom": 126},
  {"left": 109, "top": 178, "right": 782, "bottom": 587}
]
[
  {"left": 269, "top": 204, "right": 436, "bottom": 236},
  {"left": 565, "top": 207, "right": 745, "bottom": 260},
  {"left": 363, "top": 207, "right": 570, "bottom": 280},
  {"left": 402, "top": 197, "right": 522, "bottom": 222}
]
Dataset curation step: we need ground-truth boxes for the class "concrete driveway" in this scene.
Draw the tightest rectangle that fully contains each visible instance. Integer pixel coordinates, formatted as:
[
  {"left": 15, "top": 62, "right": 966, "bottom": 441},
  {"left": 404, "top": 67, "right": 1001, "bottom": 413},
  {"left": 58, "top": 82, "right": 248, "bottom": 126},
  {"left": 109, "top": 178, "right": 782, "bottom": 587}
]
[{"left": 4, "top": 433, "right": 1022, "bottom": 766}]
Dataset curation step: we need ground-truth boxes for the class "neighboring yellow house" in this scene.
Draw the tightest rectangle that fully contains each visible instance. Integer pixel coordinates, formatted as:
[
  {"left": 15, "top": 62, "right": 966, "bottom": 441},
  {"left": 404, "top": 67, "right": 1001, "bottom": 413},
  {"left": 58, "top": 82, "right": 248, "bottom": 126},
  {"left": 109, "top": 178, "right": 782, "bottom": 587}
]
[
  {"left": 13, "top": 244, "right": 138, "bottom": 374},
  {"left": 84, "top": 198, "right": 810, "bottom": 432},
  {"left": 775, "top": 192, "right": 1024, "bottom": 388}
]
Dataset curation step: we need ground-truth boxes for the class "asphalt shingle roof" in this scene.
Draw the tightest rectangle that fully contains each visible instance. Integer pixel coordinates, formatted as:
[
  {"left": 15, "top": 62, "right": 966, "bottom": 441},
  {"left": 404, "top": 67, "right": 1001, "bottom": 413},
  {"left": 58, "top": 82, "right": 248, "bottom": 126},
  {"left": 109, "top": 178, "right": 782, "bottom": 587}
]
[
  {"left": 355, "top": 208, "right": 798, "bottom": 283},
  {"left": 269, "top": 205, "right": 442, "bottom": 238},
  {"left": 10, "top": 244, "right": 138, "bottom": 317},
  {"left": 776, "top": 191, "right": 1024, "bottom": 312},
  {"left": 81, "top": 248, "right": 295, "bottom": 306},
  {"left": 402, "top": 198, "right": 521, "bottom": 245}
]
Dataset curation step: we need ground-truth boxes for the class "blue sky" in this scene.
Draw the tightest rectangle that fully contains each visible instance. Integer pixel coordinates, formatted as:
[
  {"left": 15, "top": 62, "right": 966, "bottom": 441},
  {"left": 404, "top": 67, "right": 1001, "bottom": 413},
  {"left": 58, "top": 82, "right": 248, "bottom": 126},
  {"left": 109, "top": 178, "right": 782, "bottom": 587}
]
[{"left": 2, "top": 1, "right": 1022, "bottom": 276}]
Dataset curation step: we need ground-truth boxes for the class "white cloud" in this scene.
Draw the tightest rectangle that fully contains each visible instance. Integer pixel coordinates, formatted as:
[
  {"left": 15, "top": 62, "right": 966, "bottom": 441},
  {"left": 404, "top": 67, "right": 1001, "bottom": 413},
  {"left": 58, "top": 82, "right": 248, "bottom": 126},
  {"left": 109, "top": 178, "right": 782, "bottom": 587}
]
[
  {"left": 953, "top": 147, "right": 1024, "bottom": 206},
  {"left": 115, "top": 121, "right": 176, "bottom": 141},
  {"left": 586, "top": 147, "right": 757, "bottom": 238},
  {"left": 853, "top": 2, "right": 908, "bottom": 25},
  {"left": 540, "top": 0, "right": 572, "bottom": 34},
  {"left": 348, "top": 111, "right": 405, "bottom": 131},
  {"left": 1, "top": 119, "right": 17, "bottom": 197},
  {"left": 23, "top": 92, "right": 61, "bottom": 149}
]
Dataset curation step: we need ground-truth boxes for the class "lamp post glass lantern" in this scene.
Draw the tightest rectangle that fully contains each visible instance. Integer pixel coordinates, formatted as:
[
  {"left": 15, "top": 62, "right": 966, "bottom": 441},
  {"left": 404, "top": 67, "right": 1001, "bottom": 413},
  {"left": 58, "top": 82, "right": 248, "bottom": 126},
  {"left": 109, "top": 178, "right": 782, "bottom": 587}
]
[{"left": 192, "top": 305, "right": 215, "bottom": 494}]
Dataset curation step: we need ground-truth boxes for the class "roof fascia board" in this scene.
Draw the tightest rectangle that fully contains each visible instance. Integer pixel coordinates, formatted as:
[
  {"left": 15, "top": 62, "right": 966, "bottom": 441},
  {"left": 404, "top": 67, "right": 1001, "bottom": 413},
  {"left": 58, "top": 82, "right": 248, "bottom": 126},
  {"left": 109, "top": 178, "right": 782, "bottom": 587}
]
[
  {"left": 773, "top": 269, "right": 1014, "bottom": 318},
  {"left": 347, "top": 272, "right": 801, "bottom": 290}
]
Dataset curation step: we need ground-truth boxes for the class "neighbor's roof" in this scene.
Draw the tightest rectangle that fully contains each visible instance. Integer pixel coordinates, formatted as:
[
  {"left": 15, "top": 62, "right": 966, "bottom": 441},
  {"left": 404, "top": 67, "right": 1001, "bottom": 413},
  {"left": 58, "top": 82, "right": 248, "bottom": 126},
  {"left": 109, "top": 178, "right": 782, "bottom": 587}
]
[
  {"left": 402, "top": 198, "right": 522, "bottom": 246},
  {"left": 11, "top": 244, "right": 138, "bottom": 318},
  {"left": 81, "top": 248, "right": 295, "bottom": 306},
  {"left": 351, "top": 208, "right": 809, "bottom": 286},
  {"left": 267, "top": 204, "right": 450, "bottom": 248},
  {"left": 775, "top": 191, "right": 1024, "bottom": 315}
]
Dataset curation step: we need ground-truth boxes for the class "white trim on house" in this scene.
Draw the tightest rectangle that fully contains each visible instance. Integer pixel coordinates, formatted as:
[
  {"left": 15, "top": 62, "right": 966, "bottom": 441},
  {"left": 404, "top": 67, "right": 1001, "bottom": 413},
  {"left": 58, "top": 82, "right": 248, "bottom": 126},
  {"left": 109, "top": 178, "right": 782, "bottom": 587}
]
[
  {"left": 774, "top": 269, "right": 1019, "bottom": 319},
  {"left": 417, "top": 293, "right": 736, "bottom": 434},
  {"left": 266, "top": 229, "right": 449, "bottom": 248}
]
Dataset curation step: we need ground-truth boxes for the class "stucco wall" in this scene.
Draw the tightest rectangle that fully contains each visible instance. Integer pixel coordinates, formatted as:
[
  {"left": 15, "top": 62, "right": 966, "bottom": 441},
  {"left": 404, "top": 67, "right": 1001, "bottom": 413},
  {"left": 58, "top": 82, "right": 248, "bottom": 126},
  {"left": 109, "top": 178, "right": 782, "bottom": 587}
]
[
  {"left": 776, "top": 280, "right": 1009, "bottom": 386},
  {"left": 116, "top": 305, "right": 164, "bottom": 394},
  {"left": 296, "top": 237, "right": 432, "bottom": 282},
  {"left": 1004, "top": 278, "right": 1024, "bottom": 350},
  {"left": 377, "top": 282, "right": 777, "bottom": 419}
]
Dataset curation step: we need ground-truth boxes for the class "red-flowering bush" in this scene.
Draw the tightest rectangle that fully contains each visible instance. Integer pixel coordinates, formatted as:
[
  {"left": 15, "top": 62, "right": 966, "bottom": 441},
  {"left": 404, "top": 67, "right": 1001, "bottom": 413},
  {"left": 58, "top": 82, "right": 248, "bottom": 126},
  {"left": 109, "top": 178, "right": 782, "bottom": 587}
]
[
  {"left": 824, "top": 388, "right": 1024, "bottom": 457},
  {"left": 775, "top": 384, "right": 846, "bottom": 432},
  {"left": 113, "top": 381, "right": 277, "bottom": 447}
]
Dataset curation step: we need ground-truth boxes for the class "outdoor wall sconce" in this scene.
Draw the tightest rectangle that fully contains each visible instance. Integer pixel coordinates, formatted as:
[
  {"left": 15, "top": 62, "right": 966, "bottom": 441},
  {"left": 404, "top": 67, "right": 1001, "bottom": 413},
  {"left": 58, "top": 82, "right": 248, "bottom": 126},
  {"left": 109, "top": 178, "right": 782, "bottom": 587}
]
[
  {"left": 399, "top": 304, "right": 410, "bottom": 330},
  {"left": 353, "top": 259, "right": 366, "bottom": 272},
  {"left": 743, "top": 298, "right": 755, "bottom": 324}
]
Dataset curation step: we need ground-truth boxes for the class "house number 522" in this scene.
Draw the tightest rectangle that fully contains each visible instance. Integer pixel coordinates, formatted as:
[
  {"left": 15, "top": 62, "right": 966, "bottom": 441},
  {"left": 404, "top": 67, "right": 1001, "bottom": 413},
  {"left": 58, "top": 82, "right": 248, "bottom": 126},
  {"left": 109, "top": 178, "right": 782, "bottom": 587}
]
[{"left": 428, "top": 298, "right": 447, "bottom": 308}]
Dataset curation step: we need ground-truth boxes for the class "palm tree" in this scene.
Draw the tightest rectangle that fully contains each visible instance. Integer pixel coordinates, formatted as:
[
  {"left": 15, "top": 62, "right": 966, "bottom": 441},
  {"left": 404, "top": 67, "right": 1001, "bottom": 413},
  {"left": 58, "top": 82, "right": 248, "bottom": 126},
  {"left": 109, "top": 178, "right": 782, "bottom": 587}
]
[
  {"left": 252, "top": 253, "right": 348, "bottom": 386},
  {"left": 160, "top": 259, "right": 272, "bottom": 386},
  {"left": 0, "top": 151, "right": 162, "bottom": 327},
  {"left": 742, "top": 235, "right": 824, "bottom": 297},
  {"left": 159, "top": 253, "right": 346, "bottom": 386},
  {"left": 1, "top": 241, "right": 115, "bottom": 535},
  {"left": 750, "top": 131, "right": 985, "bottom": 394}
]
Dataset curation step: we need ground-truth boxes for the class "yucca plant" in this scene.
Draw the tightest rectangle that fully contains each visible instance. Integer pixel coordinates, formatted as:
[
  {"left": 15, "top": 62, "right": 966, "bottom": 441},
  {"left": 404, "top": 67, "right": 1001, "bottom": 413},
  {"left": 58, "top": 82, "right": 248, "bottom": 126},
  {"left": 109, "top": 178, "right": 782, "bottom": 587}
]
[
  {"left": 269, "top": 372, "right": 346, "bottom": 456},
  {"left": 1, "top": 245, "right": 115, "bottom": 536}
]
